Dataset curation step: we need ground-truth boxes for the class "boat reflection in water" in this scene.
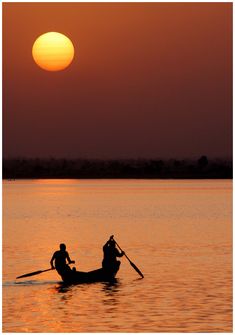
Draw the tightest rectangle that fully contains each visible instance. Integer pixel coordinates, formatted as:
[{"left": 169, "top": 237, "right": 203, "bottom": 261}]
[{"left": 55, "top": 278, "right": 121, "bottom": 294}]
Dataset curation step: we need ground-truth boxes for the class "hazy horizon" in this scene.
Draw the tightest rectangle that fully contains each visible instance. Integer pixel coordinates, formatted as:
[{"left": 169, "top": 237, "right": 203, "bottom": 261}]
[{"left": 3, "top": 155, "right": 232, "bottom": 161}]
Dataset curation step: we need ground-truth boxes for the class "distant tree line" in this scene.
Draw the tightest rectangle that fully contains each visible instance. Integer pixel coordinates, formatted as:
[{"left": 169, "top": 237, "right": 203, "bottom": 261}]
[{"left": 2, "top": 156, "right": 232, "bottom": 179}]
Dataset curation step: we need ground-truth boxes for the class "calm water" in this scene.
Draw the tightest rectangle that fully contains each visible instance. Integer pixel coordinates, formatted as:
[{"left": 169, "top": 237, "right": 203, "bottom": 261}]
[{"left": 3, "top": 179, "right": 232, "bottom": 332}]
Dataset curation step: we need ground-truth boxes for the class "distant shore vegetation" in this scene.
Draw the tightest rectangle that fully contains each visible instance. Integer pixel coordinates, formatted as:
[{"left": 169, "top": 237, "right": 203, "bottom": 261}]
[{"left": 3, "top": 156, "right": 232, "bottom": 179}]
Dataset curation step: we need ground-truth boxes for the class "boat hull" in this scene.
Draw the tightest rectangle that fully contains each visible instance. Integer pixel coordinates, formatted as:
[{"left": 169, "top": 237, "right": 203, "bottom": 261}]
[{"left": 59, "top": 267, "right": 119, "bottom": 284}]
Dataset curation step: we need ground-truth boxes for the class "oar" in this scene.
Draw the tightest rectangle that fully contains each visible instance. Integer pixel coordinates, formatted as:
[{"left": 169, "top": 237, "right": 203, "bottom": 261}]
[
  {"left": 16, "top": 268, "right": 54, "bottom": 279},
  {"left": 114, "top": 239, "right": 144, "bottom": 278}
]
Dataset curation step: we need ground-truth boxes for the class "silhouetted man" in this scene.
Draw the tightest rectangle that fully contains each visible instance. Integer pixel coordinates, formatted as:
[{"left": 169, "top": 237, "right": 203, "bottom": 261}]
[
  {"left": 50, "top": 243, "right": 75, "bottom": 276},
  {"left": 102, "top": 236, "right": 124, "bottom": 273}
]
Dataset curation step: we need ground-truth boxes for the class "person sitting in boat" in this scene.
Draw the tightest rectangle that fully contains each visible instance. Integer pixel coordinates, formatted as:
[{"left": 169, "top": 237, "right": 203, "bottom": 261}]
[
  {"left": 50, "top": 243, "right": 75, "bottom": 276},
  {"left": 102, "top": 236, "right": 125, "bottom": 273}
]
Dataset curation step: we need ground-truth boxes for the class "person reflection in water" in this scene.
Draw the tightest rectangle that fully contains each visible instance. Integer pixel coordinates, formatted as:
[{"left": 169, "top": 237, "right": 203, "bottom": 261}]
[
  {"left": 102, "top": 235, "right": 125, "bottom": 273},
  {"left": 50, "top": 243, "right": 75, "bottom": 276}
]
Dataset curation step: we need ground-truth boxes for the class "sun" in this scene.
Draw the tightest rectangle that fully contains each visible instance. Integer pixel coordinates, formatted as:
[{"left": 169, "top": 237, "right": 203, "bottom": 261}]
[{"left": 32, "top": 32, "right": 75, "bottom": 71}]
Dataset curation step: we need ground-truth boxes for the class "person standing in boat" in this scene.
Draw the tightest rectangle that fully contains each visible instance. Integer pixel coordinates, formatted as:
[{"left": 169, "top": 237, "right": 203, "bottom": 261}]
[
  {"left": 50, "top": 243, "right": 75, "bottom": 276},
  {"left": 102, "top": 235, "right": 125, "bottom": 273}
]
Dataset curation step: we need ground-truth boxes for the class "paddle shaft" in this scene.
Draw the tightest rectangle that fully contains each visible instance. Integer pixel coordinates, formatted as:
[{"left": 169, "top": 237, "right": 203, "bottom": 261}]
[
  {"left": 114, "top": 240, "right": 132, "bottom": 263},
  {"left": 16, "top": 260, "right": 75, "bottom": 279},
  {"left": 113, "top": 239, "right": 144, "bottom": 278}
]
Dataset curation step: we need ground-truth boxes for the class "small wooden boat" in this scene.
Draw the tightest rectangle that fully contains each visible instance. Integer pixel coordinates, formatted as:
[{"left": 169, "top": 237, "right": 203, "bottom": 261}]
[{"left": 59, "top": 266, "right": 120, "bottom": 284}]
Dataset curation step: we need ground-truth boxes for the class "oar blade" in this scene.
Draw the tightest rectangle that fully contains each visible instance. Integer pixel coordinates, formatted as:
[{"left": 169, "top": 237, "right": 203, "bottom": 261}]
[
  {"left": 16, "top": 268, "right": 52, "bottom": 279},
  {"left": 129, "top": 261, "right": 144, "bottom": 278},
  {"left": 16, "top": 270, "right": 44, "bottom": 279},
  {"left": 113, "top": 237, "right": 144, "bottom": 278}
]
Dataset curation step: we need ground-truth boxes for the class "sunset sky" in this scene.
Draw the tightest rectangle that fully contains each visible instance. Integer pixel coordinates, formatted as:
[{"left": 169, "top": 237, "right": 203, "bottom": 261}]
[{"left": 3, "top": 2, "right": 232, "bottom": 159}]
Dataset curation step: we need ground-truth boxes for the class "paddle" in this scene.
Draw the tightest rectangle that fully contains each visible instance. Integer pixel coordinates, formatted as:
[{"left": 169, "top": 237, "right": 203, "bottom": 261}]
[
  {"left": 113, "top": 238, "right": 144, "bottom": 278},
  {"left": 16, "top": 268, "right": 54, "bottom": 279}
]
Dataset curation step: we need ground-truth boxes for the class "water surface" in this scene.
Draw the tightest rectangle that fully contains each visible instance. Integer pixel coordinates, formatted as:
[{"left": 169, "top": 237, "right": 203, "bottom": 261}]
[{"left": 3, "top": 179, "right": 232, "bottom": 332}]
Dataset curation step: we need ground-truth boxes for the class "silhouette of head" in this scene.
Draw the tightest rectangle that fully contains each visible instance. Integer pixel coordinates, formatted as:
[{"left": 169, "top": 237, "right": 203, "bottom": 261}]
[
  {"left": 109, "top": 240, "right": 115, "bottom": 248},
  {"left": 60, "top": 243, "right": 66, "bottom": 251}
]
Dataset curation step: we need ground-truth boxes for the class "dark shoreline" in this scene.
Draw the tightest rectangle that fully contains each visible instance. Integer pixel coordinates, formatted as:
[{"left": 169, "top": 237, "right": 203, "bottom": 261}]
[{"left": 3, "top": 157, "right": 232, "bottom": 179}]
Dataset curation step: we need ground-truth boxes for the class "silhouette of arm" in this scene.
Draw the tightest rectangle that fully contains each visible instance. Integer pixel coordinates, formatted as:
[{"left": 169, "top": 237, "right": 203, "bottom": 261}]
[
  {"left": 66, "top": 252, "right": 75, "bottom": 264},
  {"left": 115, "top": 248, "right": 125, "bottom": 258},
  {"left": 50, "top": 253, "right": 56, "bottom": 269}
]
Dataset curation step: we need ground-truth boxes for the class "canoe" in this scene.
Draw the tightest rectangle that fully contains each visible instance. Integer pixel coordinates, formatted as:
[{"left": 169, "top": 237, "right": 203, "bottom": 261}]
[{"left": 58, "top": 266, "right": 119, "bottom": 284}]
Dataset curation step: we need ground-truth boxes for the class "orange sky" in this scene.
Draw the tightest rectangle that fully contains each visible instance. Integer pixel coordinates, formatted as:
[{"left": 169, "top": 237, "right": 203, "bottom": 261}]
[{"left": 3, "top": 3, "right": 232, "bottom": 159}]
